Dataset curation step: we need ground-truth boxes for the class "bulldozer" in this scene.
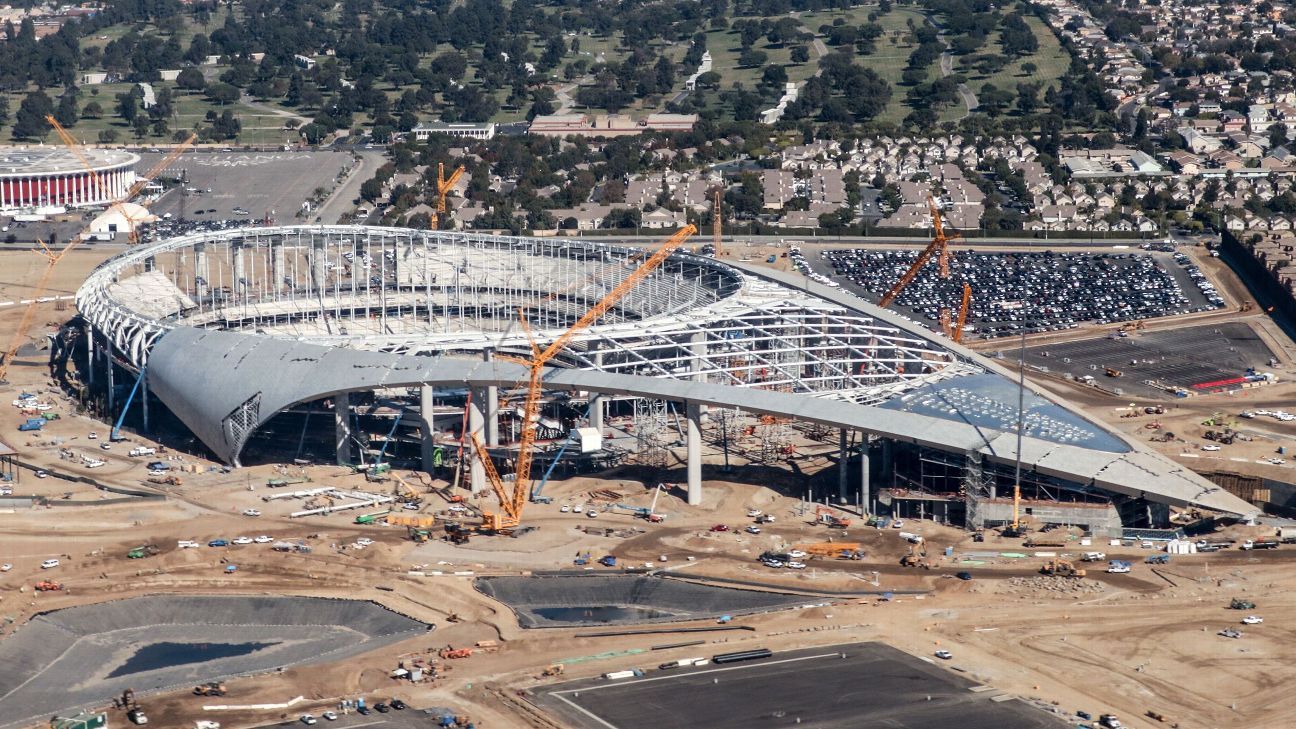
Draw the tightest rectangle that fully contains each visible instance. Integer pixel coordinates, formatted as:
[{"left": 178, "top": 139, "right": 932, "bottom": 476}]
[
  {"left": 1040, "top": 559, "right": 1086, "bottom": 578},
  {"left": 34, "top": 580, "right": 63, "bottom": 592},
  {"left": 193, "top": 682, "right": 227, "bottom": 696}
]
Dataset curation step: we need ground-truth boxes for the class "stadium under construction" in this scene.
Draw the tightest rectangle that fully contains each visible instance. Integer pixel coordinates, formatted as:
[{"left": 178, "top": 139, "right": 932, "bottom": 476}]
[{"left": 65, "top": 225, "right": 1257, "bottom": 535}]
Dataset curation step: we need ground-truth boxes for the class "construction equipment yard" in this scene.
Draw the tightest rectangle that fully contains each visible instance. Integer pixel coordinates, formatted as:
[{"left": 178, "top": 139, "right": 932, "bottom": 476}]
[{"left": 5, "top": 224, "right": 1296, "bottom": 728}]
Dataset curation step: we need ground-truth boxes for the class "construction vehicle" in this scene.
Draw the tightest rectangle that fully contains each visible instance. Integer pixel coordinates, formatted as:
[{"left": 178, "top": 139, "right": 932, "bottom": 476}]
[
  {"left": 1040, "top": 559, "right": 1086, "bottom": 578},
  {"left": 146, "top": 474, "right": 182, "bottom": 486},
  {"left": 126, "top": 545, "right": 160, "bottom": 559},
  {"left": 1230, "top": 598, "right": 1256, "bottom": 610},
  {"left": 408, "top": 527, "right": 432, "bottom": 543},
  {"left": 34, "top": 580, "right": 63, "bottom": 591},
  {"left": 438, "top": 645, "right": 473, "bottom": 659},
  {"left": 814, "top": 505, "right": 851, "bottom": 528},
  {"left": 541, "top": 663, "right": 565, "bottom": 677},
  {"left": 392, "top": 474, "right": 422, "bottom": 505},
  {"left": 192, "top": 682, "right": 227, "bottom": 697},
  {"left": 1104, "top": 367, "right": 1123, "bottom": 377},
  {"left": 793, "top": 542, "right": 863, "bottom": 559},
  {"left": 267, "top": 476, "right": 310, "bottom": 488},
  {"left": 900, "top": 543, "right": 930, "bottom": 568},
  {"left": 469, "top": 226, "right": 697, "bottom": 534},
  {"left": 1146, "top": 554, "right": 1170, "bottom": 564},
  {"left": 879, "top": 197, "right": 959, "bottom": 308},
  {"left": 354, "top": 510, "right": 391, "bottom": 525}
]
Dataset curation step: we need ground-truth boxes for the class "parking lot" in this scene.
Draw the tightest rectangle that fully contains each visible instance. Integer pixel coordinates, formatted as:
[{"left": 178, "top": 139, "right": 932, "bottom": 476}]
[
  {"left": 817, "top": 248, "right": 1222, "bottom": 338},
  {"left": 535, "top": 642, "right": 1067, "bottom": 729},
  {"left": 1026, "top": 322, "right": 1276, "bottom": 398},
  {"left": 137, "top": 149, "right": 354, "bottom": 226}
]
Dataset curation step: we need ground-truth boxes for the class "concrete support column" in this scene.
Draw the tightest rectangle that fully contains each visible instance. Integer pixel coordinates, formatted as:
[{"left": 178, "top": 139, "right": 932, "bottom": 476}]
[
  {"left": 232, "top": 244, "right": 246, "bottom": 297},
  {"left": 686, "top": 401, "right": 702, "bottom": 506},
  {"left": 194, "top": 242, "right": 209, "bottom": 298},
  {"left": 334, "top": 392, "right": 352, "bottom": 465},
  {"left": 483, "top": 349, "right": 499, "bottom": 446},
  {"left": 105, "top": 345, "right": 115, "bottom": 414},
  {"left": 311, "top": 239, "right": 328, "bottom": 293},
  {"left": 860, "top": 437, "right": 871, "bottom": 515},
  {"left": 690, "top": 331, "right": 707, "bottom": 384},
  {"left": 589, "top": 350, "right": 604, "bottom": 432},
  {"left": 272, "top": 242, "right": 286, "bottom": 295},
  {"left": 468, "top": 390, "right": 486, "bottom": 495},
  {"left": 838, "top": 428, "right": 850, "bottom": 502},
  {"left": 419, "top": 385, "right": 437, "bottom": 474},
  {"left": 880, "top": 438, "right": 893, "bottom": 493}
]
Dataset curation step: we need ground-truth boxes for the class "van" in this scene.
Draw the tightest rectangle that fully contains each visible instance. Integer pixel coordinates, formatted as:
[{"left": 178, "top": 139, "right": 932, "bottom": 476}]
[{"left": 41, "top": 559, "right": 60, "bottom": 569}]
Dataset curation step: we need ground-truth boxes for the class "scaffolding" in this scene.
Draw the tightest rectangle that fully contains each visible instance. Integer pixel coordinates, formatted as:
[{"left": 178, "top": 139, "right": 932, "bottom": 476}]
[{"left": 631, "top": 398, "right": 671, "bottom": 469}]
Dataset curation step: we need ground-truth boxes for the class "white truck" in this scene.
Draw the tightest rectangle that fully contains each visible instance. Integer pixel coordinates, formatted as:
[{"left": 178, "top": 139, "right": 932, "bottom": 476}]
[
  {"left": 129, "top": 447, "right": 156, "bottom": 457},
  {"left": 1080, "top": 552, "right": 1107, "bottom": 562}
]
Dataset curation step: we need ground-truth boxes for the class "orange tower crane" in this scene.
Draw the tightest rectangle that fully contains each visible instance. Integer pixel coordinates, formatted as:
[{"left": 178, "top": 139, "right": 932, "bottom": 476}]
[
  {"left": 878, "top": 196, "right": 961, "bottom": 308},
  {"left": 431, "top": 162, "right": 465, "bottom": 230},
  {"left": 469, "top": 225, "right": 698, "bottom": 532},
  {"left": 0, "top": 131, "right": 195, "bottom": 383}
]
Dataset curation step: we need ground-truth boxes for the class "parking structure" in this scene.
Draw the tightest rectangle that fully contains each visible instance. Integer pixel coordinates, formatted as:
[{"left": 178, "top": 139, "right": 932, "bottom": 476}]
[
  {"left": 535, "top": 641, "right": 1068, "bottom": 729},
  {"left": 818, "top": 248, "right": 1223, "bottom": 338}
]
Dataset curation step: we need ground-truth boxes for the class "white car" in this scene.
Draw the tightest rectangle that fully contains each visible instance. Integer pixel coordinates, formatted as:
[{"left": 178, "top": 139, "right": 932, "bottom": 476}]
[
  {"left": 35, "top": 470, "right": 48, "bottom": 479},
  {"left": 232, "top": 537, "right": 254, "bottom": 545},
  {"left": 321, "top": 712, "right": 338, "bottom": 721},
  {"left": 891, "top": 520, "right": 904, "bottom": 528},
  {"left": 177, "top": 540, "right": 200, "bottom": 549},
  {"left": 87, "top": 432, "right": 98, "bottom": 439},
  {"left": 659, "top": 555, "right": 668, "bottom": 562},
  {"left": 745, "top": 526, "right": 761, "bottom": 534},
  {"left": 788, "top": 550, "right": 808, "bottom": 559},
  {"left": 403, "top": 503, "right": 420, "bottom": 511},
  {"left": 300, "top": 715, "right": 317, "bottom": 725},
  {"left": 356, "top": 537, "right": 374, "bottom": 546},
  {"left": 41, "top": 559, "right": 60, "bottom": 569},
  {"left": 559, "top": 505, "right": 570, "bottom": 513},
  {"left": 934, "top": 650, "right": 953, "bottom": 660},
  {"left": 0, "top": 563, "right": 11, "bottom": 572},
  {"left": 242, "top": 509, "right": 262, "bottom": 517},
  {"left": 746, "top": 509, "right": 762, "bottom": 517},
  {"left": 1200, "top": 445, "right": 1221, "bottom": 451},
  {"left": 254, "top": 535, "right": 273, "bottom": 544},
  {"left": 786, "top": 561, "right": 807, "bottom": 569},
  {"left": 587, "top": 510, "right": 598, "bottom": 518},
  {"left": 1243, "top": 615, "right": 1264, "bottom": 625}
]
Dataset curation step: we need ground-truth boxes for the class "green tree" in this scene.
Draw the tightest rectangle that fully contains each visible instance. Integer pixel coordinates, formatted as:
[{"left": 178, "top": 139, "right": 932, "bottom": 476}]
[
  {"left": 790, "top": 46, "right": 810, "bottom": 64},
  {"left": 0, "top": 94, "right": 9, "bottom": 131},
  {"left": 360, "top": 176, "right": 384, "bottom": 203},
  {"left": 97, "top": 129, "right": 119, "bottom": 143},
  {"left": 54, "top": 88, "right": 78, "bottom": 128},
  {"left": 82, "top": 100, "right": 103, "bottom": 119},
  {"left": 132, "top": 115, "right": 150, "bottom": 139},
  {"left": 177, "top": 68, "right": 207, "bottom": 92},
  {"left": 11, "top": 90, "right": 53, "bottom": 140}
]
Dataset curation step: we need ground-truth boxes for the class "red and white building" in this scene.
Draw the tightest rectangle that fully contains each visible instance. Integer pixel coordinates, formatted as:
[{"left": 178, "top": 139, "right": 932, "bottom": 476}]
[{"left": 0, "top": 147, "right": 139, "bottom": 212}]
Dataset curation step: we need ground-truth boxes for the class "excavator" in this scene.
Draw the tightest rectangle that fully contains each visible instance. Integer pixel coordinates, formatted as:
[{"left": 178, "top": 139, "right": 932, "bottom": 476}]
[
  {"left": 1040, "top": 559, "right": 1086, "bottom": 578},
  {"left": 815, "top": 505, "right": 851, "bottom": 528},
  {"left": 900, "top": 542, "right": 930, "bottom": 569}
]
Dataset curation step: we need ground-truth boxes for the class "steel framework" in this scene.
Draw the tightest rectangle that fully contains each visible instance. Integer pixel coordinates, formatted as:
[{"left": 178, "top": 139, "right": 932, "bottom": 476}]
[{"left": 77, "top": 225, "right": 978, "bottom": 406}]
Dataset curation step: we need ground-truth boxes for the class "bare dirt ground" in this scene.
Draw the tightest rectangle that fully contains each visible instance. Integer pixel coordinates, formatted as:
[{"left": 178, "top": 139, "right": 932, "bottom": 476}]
[{"left": 5, "top": 244, "right": 1296, "bottom": 728}]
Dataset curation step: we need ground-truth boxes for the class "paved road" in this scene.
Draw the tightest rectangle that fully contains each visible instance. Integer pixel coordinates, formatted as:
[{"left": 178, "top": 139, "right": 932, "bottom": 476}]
[
  {"left": 315, "top": 151, "right": 385, "bottom": 224},
  {"left": 929, "top": 14, "right": 978, "bottom": 119}
]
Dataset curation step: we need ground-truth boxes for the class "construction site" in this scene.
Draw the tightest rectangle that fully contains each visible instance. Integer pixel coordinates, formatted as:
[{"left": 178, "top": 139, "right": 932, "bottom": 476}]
[{"left": 4, "top": 134, "right": 1296, "bottom": 729}]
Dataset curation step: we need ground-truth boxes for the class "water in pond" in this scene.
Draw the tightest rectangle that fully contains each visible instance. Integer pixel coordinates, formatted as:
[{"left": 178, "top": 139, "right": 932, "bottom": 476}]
[
  {"left": 532, "top": 606, "right": 674, "bottom": 623},
  {"left": 108, "top": 641, "right": 276, "bottom": 678}
]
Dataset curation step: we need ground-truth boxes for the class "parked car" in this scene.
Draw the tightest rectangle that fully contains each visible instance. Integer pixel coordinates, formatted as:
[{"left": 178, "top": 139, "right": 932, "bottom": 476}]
[
  {"left": 389, "top": 698, "right": 406, "bottom": 710},
  {"left": 242, "top": 509, "right": 262, "bottom": 517},
  {"left": 208, "top": 539, "right": 229, "bottom": 547},
  {"left": 710, "top": 524, "right": 729, "bottom": 532},
  {"left": 300, "top": 715, "right": 317, "bottom": 725},
  {"left": 745, "top": 526, "right": 761, "bottom": 534},
  {"left": 320, "top": 711, "right": 338, "bottom": 721},
  {"left": 41, "top": 559, "right": 60, "bottom": 569},
  {"left": 373, "top": 702, "right": 389, "bottom": 713},
  {"left": 955, "top": 571, "right": 973, "bottom": 581},
  {"left": 232, "top": 537, "right": 253, "bottom": 545},
  {"left": 934, "top": 650, "right": 953, "bottom": 660},
  {"left": 1242, "top": 615, "right": 1264, "bottom": 625},
  {"left": 254, "top": 535, "right": 273, "bottom": 544}
]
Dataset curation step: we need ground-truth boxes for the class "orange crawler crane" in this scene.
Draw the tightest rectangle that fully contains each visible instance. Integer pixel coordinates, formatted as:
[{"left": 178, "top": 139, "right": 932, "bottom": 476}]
[{"left": 469, "top": 225, "right": 698, "bottom": 533}]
